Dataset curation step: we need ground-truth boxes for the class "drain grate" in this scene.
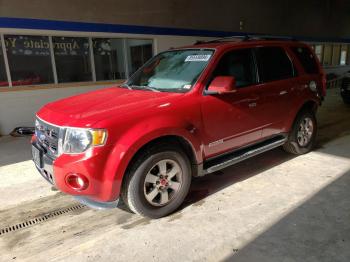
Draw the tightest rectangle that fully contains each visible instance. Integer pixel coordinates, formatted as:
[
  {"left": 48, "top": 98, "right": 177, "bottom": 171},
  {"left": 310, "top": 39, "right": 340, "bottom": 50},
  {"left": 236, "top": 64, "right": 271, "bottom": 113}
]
[{"left": 0, "top": 204, "right": 86, "bottom": 236}]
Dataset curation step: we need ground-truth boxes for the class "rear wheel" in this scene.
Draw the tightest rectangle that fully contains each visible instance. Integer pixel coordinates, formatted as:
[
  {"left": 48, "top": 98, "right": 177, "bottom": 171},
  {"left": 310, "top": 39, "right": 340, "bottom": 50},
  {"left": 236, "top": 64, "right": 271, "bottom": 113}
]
[
  {"left": 121, "top": 144, "right": 191, "bottom": 218},
  {"left": 283, "top": 110, "right": 317, "bottom": 155}
]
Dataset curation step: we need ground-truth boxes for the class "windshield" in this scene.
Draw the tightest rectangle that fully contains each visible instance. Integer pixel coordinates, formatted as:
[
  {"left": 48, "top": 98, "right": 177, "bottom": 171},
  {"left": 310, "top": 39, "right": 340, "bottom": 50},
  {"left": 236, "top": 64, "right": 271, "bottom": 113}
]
[{"left": 126, "top": 49, "right": 214, "bottom": 92}]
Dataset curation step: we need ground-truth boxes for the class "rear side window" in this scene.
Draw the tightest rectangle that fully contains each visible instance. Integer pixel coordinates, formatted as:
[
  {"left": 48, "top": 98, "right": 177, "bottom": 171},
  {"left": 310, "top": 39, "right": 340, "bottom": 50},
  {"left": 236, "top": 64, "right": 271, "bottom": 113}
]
[
  {"left": 255, "top": 47, "right": 294, "bottom": 83},
  {"left": 291, "top": 46, "right": 319, "bottom": 74}
]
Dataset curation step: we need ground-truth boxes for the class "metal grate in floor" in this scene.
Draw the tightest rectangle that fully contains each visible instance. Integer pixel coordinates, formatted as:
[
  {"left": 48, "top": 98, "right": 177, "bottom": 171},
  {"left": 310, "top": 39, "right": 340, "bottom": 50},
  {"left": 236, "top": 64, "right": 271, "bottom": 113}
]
[{"left": 0, "top": 204, "right": 86, "bottom": 236}]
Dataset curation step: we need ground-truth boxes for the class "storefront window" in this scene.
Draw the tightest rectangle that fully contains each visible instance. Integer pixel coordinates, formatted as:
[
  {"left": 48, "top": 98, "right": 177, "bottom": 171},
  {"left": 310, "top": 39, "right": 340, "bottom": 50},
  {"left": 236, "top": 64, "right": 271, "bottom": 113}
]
[
  {"left": 126, "top": 39, "right": 153, "bottom": 76},
  {"left": 93, "top": 38, "right": 126, "bottom": 80},
  {"left": 53, "top": 37, "right": 92, "bottom": 83},
  {"left": 4, "top": 35, "right": 53, "bottom": 86},
  {"left": 331, "top": 44, "right": 341, "bottom": 66},
  {"left": 0, "top": 41, "right": 7, "bottom": 86},
  {"left": 323, "top": 45, "right": 332, "bottom": 66},
  {"left": 314, "top": 45, "right": 323, "bottom": 63},
  {"left": 340, "top": 45, "right": 348, "bottom": 65}
]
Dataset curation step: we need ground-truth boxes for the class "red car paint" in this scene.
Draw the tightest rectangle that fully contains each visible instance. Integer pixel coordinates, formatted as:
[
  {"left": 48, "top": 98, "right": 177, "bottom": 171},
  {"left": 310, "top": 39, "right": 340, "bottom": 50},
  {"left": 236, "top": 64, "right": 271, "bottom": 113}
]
[{"left": 33, "top": 40, "right": 325, "bottom": 203}]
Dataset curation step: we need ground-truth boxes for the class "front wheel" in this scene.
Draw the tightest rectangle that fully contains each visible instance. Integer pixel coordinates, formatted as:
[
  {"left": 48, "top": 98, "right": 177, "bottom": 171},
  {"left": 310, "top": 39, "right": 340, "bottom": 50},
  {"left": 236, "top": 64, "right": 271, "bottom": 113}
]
[
  {"left": 283, "top": 110, "right": 317, "bottom": 155},
  {"left": 121, "top": 144, "right": 192, "bottom": 218}
]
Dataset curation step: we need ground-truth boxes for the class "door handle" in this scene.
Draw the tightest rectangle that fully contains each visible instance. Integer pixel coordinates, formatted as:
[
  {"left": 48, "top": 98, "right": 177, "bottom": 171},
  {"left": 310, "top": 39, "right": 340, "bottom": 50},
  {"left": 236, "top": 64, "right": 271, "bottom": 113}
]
[
  {"left": 279, "top": 90, "right": 288, "bottom": 95},
  {"left": 248, "top": 102, "right": 257, "bottom": 108}
]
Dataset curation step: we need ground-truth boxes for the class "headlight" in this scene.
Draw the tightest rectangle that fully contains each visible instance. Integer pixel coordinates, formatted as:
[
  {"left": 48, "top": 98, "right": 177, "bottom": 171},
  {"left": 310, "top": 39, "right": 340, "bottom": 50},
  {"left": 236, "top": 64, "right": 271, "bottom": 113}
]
[{"left": 62, "top": 128, "right": 107, "bottom": 154}]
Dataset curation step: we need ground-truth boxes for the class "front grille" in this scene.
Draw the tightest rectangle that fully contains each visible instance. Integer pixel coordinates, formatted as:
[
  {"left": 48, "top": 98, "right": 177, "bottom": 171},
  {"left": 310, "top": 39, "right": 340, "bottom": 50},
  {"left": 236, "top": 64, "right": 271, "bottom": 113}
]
[{"left": 35, "top": 117, "right": 62, "bottom": 157}]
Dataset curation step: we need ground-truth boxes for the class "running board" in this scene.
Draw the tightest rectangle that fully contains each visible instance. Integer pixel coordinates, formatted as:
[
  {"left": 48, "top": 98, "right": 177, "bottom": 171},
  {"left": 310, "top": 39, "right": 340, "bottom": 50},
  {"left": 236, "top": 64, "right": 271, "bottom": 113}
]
[{"left": 203, "top": 136, "right": 287, "bottom": 175}]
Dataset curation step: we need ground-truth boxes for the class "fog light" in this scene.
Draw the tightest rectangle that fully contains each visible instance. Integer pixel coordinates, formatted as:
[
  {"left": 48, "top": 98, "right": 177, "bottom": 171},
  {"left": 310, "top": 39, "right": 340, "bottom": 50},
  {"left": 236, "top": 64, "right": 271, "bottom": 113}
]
[{"left": 65, "top": 173, "right": 89, "bottom": 191}]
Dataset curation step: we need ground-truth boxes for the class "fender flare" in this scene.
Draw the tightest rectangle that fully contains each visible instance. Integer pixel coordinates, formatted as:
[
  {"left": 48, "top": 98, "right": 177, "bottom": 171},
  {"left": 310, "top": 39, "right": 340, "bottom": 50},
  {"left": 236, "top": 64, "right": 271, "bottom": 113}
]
[{"left": 101, "top": 118, "right": 203, "bottom": 200}]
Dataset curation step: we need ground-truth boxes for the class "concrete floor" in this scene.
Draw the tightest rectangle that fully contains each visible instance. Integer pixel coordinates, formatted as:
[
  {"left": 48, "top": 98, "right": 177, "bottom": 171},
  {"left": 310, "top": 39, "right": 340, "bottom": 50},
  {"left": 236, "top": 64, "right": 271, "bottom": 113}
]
[{"left": 0, "top": 88, "right": 349, "bottom": 262}]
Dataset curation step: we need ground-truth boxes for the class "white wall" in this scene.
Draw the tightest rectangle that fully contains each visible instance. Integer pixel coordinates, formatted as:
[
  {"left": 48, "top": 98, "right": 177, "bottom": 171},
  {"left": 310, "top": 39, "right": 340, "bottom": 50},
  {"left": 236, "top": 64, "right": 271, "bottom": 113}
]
[
  {"left": 0, "top": 32, "right": 211, "bottom": 135},
  {"left": 0, "top": 84, "right": 113, "bottom": 135}
]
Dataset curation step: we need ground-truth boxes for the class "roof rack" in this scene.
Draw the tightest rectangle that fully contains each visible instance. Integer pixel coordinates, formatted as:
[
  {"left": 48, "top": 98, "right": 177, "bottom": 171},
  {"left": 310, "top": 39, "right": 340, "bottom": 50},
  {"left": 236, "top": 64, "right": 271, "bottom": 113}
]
[{"left": 194, "top": 34, "right": 297, "bottom": 45}]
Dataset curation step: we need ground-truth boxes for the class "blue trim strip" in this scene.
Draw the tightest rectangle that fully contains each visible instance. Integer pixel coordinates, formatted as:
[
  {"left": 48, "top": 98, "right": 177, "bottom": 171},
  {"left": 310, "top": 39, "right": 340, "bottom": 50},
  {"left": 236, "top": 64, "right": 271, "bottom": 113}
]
[
  {"left": 0, "top": 17, "right": 234, "bottom": 37},
  {"left": 0, "top": 17, "right": 349, "bottom": 43}
]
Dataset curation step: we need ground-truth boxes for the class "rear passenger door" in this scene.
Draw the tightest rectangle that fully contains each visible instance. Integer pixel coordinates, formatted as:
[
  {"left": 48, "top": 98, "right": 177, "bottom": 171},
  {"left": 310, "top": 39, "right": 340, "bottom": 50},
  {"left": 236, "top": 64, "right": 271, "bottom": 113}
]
[{"left": 254, "top": 46, "right": 298, "bottom": 138}]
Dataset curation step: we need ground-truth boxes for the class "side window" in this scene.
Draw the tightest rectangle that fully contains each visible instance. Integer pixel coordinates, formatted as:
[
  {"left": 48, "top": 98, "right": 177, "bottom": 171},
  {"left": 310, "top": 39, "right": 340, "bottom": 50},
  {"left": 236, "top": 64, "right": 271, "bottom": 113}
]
[
  {"left": 291, "top": 46, "right": 319, "bottom": 74},
  {"left": 211, "top": 49, "right": 256, "bottom": 88},
  {"left": 255, "top": 47, "right": 294, "bottom": 83}
]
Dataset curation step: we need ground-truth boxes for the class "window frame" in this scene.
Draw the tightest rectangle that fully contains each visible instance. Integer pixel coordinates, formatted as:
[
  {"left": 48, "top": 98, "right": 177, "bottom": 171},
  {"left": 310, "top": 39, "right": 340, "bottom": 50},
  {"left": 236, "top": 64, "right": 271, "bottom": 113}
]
[
  {"left": 205, "top": 47, "right": 259, "bottom": 91},
  {"left": 312, "top": 44, "right": 324, "bottom": 64},
  {"left": 254, "top": 46, "right": 296, "bottom": 84},
  {"left": 91, "top": 37, "right": 127, "bottom": 81},
  {"left": 340, "top": 44, "right": 348, "bottom": 66},
  {"left": 4, "top": 35, "right": 55, "bottom": 86},
  {"left": 0, "top": 35, "right": 10, "bottom": 86},
  {"left": 290, "top": 46, "right": 320, "bottom": 75}
]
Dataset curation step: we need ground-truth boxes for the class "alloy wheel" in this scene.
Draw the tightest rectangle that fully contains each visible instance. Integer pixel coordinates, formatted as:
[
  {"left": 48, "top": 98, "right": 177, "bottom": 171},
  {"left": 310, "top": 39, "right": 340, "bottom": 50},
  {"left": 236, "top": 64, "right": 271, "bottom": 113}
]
[
  {"left": 297, "top": 117, "right": 314, "bottom": 147},
  {"left": 143, "top": 159, "right": 182, "bottom": 206}
]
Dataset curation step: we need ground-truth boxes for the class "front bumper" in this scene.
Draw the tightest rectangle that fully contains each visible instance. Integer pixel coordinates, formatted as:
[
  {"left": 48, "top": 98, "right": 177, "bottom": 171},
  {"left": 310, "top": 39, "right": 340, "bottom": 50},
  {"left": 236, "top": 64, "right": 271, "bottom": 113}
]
[
  {"left": 32, "top": 142, "right": 55, "bottom": 185},
  {"left": 74, "top": 196, "right": 119, "bottom": 209},
  {"left": 32, "top": 138, "right": 121, "bottom": 203}
]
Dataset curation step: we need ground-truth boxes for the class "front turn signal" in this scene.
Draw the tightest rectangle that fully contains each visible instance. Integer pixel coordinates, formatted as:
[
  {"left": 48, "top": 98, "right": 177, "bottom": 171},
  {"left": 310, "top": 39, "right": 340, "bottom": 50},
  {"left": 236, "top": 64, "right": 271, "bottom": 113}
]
[{"left": 91, "top": 129, "right": 108, "bottom": 146}]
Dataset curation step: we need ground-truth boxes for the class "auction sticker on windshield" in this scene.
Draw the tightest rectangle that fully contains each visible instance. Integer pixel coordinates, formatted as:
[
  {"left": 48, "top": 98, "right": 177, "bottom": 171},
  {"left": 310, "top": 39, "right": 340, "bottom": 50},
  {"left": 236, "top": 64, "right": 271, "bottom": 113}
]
[{"left": 185, "top": 54, "right": 211, "bottom": 62}]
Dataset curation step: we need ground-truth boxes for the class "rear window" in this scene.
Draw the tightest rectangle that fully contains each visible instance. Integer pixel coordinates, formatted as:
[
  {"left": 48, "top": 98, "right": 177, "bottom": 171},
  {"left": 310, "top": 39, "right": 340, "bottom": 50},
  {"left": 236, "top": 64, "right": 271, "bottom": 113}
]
[
  {"left": 255, "top": 47, "right": 294, "bottom": 83},
  {"left": 291, "top": 47, "right": 319, "bottom": 74}
]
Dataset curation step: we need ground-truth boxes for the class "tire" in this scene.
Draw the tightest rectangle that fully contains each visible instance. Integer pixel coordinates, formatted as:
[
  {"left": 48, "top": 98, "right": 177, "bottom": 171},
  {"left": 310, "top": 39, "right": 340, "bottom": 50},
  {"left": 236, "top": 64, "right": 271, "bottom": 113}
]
[
  {"left": 283, "top": 110, "right": 317, "bottom": 155},
  {"left": 121, "top": 144, "right": 192, "bottom": 218}
]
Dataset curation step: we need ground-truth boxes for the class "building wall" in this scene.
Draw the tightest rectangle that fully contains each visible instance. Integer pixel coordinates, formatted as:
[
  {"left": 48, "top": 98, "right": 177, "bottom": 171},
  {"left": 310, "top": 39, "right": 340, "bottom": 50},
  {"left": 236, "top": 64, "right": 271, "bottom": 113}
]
[
  {"left": 0, "top": 84, "right": 110, "bottom": 135},
  {"left": 0, "top": 0, "right": 350, "bottom": 39}
]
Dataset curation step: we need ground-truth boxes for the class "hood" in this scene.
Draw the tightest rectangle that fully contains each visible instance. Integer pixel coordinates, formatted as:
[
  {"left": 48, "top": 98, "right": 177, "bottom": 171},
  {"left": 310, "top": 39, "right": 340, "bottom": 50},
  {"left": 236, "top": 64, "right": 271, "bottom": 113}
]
[{"left": 37, "top": 86, "right": 183, "bottom": 127}]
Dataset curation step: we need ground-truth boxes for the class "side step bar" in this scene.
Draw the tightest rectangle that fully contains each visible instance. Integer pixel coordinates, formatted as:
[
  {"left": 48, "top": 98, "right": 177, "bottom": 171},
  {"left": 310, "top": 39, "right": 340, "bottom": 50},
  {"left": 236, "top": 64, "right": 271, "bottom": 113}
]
[{"left": 203, "top": 136, "right": 287, "bottom": 175}]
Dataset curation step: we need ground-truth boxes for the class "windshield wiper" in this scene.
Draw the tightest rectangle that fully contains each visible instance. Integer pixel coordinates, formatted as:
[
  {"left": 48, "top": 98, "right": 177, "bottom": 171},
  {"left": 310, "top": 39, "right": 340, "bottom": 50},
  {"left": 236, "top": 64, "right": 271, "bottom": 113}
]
[
  {"left": 120, "top": 83, "right": 133, "bottom": 90},
  {"left": 131, "top": 85, "right": 161, "bottom": 92}
]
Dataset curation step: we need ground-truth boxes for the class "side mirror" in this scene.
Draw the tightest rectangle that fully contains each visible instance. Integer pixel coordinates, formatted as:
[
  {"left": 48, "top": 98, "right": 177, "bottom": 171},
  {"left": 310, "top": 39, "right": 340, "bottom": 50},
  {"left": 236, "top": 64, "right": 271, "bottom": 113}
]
[{"left": 206, "top": 76, "right": 237, "bottom": 95}]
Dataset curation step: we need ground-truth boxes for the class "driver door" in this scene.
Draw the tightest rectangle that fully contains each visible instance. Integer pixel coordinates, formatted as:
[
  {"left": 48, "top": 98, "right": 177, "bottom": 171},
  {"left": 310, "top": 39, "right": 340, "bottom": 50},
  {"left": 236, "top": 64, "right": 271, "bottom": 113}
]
[{"left": 201, "top": 48, "right": 265, "bottom": 158}]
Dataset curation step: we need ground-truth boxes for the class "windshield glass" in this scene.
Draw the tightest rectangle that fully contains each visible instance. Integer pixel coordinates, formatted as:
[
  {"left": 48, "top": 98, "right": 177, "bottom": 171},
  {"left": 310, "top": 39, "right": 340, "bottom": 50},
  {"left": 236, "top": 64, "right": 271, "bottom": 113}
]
[{"left": 126, "top": 49, "right": 214, "bottom": 92}]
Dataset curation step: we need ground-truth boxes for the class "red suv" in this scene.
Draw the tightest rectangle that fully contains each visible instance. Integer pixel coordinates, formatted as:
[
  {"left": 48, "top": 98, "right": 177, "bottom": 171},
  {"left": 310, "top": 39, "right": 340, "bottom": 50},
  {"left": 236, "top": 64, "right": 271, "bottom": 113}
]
[{"left": 32, "top": 36, "right": 326, "bottom": 218}]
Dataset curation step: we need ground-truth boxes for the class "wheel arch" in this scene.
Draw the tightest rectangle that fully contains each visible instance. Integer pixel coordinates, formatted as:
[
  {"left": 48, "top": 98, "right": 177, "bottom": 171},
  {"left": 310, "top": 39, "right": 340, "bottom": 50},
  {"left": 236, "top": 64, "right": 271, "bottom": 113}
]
[
  {"left": 123, "top": 135, "right": 200, "bottom": 179},
  {"left": 286, "top": 99, "right": 319, "bottom": 132},
  {"left": 298, "top": 100, "right": 319, "bottom": 114}
]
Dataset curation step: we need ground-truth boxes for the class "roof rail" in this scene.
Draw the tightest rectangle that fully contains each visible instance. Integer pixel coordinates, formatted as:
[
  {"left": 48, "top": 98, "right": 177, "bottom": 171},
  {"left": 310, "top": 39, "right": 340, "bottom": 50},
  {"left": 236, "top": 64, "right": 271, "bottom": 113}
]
[
  {"left": 253, "top": 35, "right": 297, "bottom": 41},
  {"left": 194, "top": 34, "right": 297, "bottom": 45},
  {"left": 194, "top": 35, "right": 248, "bottom": 45}
]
